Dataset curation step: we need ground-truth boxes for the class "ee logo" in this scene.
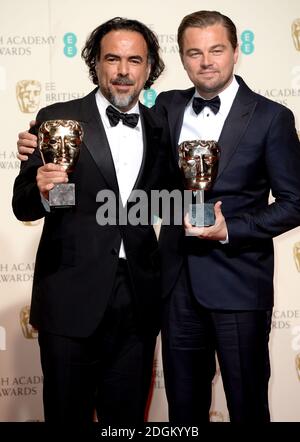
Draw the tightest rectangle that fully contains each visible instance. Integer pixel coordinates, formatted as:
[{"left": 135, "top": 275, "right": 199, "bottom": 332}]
[
  {"left": 143, "top": 88, "right": 157, "bottom": 108},
  {"left": 241, "top": 30, "right": 254, "bottom": 55},
  {"left": 63, "top": 33, "right": 77, "bottom": 58}
]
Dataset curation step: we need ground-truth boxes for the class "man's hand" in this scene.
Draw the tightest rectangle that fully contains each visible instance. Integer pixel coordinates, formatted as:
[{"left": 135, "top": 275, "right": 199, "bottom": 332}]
[
  {"left": 184, "top": 201, "right": 228, "bottom": 241},
  {"left": 17, "top": 120, "right": 37, "bottom": 161},
  {"left": 37, "top": 164, "right": 68, "bottom": 200}
]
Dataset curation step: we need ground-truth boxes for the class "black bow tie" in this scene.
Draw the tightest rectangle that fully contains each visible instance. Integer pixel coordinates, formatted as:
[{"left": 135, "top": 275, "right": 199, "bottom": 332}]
[
  {"left": 192, "top": 96, "right": 221, "bottom": 115},
  {"left": 106, "top": 105, "right": 139, "bottom": 128}
]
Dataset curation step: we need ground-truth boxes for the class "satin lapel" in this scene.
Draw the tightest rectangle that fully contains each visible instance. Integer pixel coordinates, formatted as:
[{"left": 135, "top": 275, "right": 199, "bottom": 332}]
[
  {"left": 79, "top": 91, "right": 119, "bottom": 195},
  {"left": 168, "top": 88, "right": 195, "bottom": 157},
  {"left": 216, "top": 79, "right": 257, "bottom": 181},
  {"left": 133, "top": 104, "right": 160, "bottom": 191}
]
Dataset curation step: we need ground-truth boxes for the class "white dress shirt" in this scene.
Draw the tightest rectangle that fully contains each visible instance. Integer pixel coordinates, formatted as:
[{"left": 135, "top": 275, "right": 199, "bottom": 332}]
[
  {"left": 95, "top": 90, "right": 144, "bottom": 258},
  {"left": 179, "top": 76, "right": 239, "bottom": 242},
  {"left": 179, "top": 76, "right": 239, "bottom": 144}
]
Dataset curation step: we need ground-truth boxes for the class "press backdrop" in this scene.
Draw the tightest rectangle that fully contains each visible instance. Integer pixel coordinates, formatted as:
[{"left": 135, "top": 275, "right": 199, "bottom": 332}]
[{"left": 1, "top": 0, "right": 300, "bottom": 422}]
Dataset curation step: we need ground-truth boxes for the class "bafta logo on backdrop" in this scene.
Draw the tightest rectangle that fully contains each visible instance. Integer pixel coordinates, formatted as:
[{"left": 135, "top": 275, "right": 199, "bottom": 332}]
[
  {"left": 20, "top": 305, "right": 38, "bottom": 339},
  {"left": 293, "top": 242, "right": 300, "bottom": 272},
  {"left": 296, "top": 353, "right": 300, "bottom": 381},
  {"left": 292, "top": 19, "right": 300, "bottom": 51},
  {"left": 16, "top": 80, "right": 41, "bottom": 113}
]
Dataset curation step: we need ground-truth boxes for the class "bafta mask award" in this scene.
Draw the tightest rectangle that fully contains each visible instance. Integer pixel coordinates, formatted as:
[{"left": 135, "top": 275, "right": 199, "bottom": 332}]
[
  {"left": 178, "top": 140, "right": 220, "bottom": 226},
  {"left": 38, "top": 119, "right": 84, "bottom": 208}
]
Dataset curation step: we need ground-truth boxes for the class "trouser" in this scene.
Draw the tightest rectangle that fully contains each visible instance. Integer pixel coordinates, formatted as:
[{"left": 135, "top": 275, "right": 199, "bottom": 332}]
[
  {"left": 162, "top": 266, "right": 272, "bottom": 423},
  {"left": 39, "top": 259, "right": 157, "bottom": 424}
]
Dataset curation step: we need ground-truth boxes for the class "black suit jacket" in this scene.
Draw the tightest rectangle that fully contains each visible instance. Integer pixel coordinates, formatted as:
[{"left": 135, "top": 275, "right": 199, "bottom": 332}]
[
  {"left": 155, "top": 75, "right": 300, "bottom": 309},
  {"left": 12, "top": 88, "right": 172, "bottom": 337}
]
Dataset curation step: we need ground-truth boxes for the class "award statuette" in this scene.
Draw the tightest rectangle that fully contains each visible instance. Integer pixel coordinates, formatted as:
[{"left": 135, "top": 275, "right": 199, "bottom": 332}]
[
  {"left": 38, "top": 119, "right": 84, "bottom": 208},
  {"left": 178, "top": 140, "right": 220, "bottom": 226}
]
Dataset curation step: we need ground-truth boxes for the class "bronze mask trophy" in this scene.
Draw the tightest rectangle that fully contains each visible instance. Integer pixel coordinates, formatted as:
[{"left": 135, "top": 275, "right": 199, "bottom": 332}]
[
  {"left": 38, "top": 120, "right": 84, "bottom": 208},
  {"left": 178, "top": 140, "right": 220, "bottom": 226}
]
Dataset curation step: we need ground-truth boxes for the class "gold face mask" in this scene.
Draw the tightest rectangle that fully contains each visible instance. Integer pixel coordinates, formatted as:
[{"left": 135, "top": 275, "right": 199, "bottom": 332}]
[
  {"left": 178, "top": 140, "right": 220, "bottom": 192},
  {"left": 38, "top": 120, "right": 84, "bottom": 207},
  {"left": 38, "top": 119, "right": 83, "bottom": 172}
]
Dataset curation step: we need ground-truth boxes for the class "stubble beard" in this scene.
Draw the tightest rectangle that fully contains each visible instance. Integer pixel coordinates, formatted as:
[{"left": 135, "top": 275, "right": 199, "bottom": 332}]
[
  {"left": 108, "top": 91, "right": 136, "bottom": 111},
  {"left": 100, "top": 79, "right": 138, "bottom": 111},
  {"left": 196, "top": 73, "right": 233, "bottom": 97}
]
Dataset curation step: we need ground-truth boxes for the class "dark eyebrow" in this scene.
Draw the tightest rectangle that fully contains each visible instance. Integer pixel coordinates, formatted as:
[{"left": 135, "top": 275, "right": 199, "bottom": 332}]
[
  {"left": 103, "top": 53, "right": 144, "bottom": 62},
  {"left": 128, "top": 55, "right": 143, "bottom": 61},
  {"left": 210, "top": 44, "right": 226, "bottom": 50},
  {"left": 186, "top": 47, "right": 201, "bottom": 53},
  {"left": 104, "top": 53, "right": 120, "bottom": 59},
  {"left": 186, "top": 43, "right": 226, "bottom": 53}
]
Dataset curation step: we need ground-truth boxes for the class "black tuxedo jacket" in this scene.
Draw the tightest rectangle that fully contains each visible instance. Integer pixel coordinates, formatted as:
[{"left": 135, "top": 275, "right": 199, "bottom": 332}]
[
  {"left": 12, "top": 88, "right": 172, "bottom": 337},
  {"left": 155, "top": 76, "right": 300, "bottom": 310}
]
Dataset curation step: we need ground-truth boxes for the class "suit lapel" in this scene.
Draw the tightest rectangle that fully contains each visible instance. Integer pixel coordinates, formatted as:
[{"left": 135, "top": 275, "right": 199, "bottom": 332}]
[
  {"left": 169, "top": 88, "right": 195, "bottom": 157},
  {"left": 216, "top": 77, "right": 257, "bottom": 181},
  {"left": 133, "top": 104, "right": 161, "bottom": 191},
  {"left": 79, "top": 90, "right": 119, "bottom": 196}
]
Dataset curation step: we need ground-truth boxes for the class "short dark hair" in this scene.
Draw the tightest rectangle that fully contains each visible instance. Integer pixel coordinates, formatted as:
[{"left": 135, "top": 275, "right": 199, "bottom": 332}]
[
  {"left": 81, "top": 17, "right": 165, "bottom": 89},
  {"left": 177, "top": 10, "right": 238, "bottom": 54}
]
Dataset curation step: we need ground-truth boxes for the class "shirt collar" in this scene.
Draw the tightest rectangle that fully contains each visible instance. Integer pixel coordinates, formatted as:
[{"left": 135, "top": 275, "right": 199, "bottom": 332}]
[{"left": 193, "top": 75, "right": 239, "bottom": 116}]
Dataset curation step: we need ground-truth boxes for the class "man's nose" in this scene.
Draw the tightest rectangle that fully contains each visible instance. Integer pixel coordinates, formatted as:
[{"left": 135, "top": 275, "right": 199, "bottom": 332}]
[
  {"left": 201, "top": 53, "right": 213, "bottom": 67},
  {"left": 117, "top": 60, "right": 129, "bottom": 76}
]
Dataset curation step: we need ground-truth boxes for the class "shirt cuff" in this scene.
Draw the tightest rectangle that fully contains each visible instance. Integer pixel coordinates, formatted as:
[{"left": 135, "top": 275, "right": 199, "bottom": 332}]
[{"left": 219, "top": 233, "right": 229, "bottom": 244}]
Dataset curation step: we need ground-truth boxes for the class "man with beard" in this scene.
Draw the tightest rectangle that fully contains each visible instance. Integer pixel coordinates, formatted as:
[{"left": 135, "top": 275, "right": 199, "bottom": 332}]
[{"left": 12, "top": 17, "right": 170, "bottom": 424}]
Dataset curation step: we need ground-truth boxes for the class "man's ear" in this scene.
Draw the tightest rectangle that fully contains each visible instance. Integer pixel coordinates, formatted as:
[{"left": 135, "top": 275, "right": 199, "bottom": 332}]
[{"left": 233, "top": 44, "right": 239, "bottom": 65}]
